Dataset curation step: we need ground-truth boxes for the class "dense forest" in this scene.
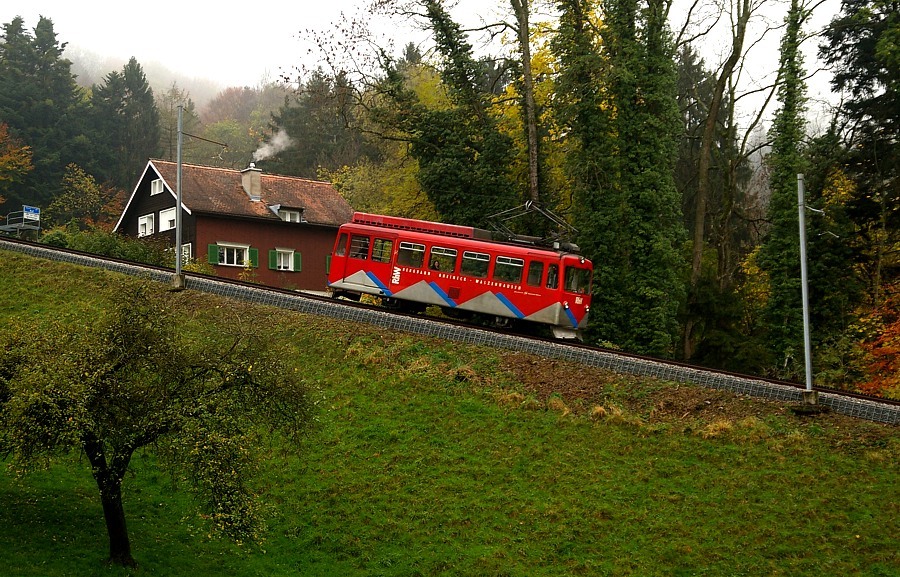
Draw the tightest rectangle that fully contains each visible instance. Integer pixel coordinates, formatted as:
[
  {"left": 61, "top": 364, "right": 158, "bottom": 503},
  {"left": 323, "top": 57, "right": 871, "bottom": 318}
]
[{"left": 0, "top": 0, "right": 897, "bottom": 397}]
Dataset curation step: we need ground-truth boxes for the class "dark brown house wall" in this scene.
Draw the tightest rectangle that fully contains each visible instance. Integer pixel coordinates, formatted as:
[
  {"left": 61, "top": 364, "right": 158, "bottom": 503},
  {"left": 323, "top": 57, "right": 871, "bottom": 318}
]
[
  {"left": 119, "top": 179, "right": 184, "bottom": 239},
  {"left": 196, "top": 214, "right": 338, "bottom": 291}
]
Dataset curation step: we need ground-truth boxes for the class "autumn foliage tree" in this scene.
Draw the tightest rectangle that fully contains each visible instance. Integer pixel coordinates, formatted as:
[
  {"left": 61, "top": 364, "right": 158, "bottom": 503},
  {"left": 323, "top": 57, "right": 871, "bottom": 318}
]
[
  {"left": 44, "top": 163, "right": 122, "bottom": 228},
  {"left": 0, "top": 280, "right": 314, "bottom": 567},
  {"left": 0, "top": 122, "right": 33, "bottom": 206}
]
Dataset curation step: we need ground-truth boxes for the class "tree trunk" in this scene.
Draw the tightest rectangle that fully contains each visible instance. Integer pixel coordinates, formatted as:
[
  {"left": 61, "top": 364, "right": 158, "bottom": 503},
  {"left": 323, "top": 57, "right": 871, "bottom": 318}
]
[
  {"left": 683, "top": 0, "right": 751, "bottom": 359},
  {"left": 84, "top": 435, "right": 137, "bottom": 568},
  {"left": 100, "top": 482, "right": 135, "bottom": 568},
  {"left": 511, "top": 0, "right": 540, "bottom": 203}
]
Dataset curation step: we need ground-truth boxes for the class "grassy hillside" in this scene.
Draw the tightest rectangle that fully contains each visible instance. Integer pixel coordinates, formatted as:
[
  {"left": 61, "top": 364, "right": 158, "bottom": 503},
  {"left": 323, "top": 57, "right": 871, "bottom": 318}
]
[{"left": 1, "top": 249, "right": 898, "bottom": 576}]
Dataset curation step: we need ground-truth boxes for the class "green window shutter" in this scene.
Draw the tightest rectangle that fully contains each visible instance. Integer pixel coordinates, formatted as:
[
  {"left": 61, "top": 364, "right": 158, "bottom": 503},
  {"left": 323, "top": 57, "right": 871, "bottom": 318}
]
[
  {"left": 326, "top": 255, "right": 332, "bottom": 274},
  {"left": 207, "top": 244, "right": 219, "bottom": 265},
  {"left": 268, "top": 250, "right": 277, "bottom": 270},
  {"left": 249, "top": 248, "right": 259, "bottom": 268},
  {"left": 294, "top": 252, "right": 302, "bottom": 272}
]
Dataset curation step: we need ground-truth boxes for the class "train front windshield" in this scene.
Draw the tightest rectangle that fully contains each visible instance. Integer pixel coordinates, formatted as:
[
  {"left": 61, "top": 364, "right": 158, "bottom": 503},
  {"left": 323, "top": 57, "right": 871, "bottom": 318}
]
[{"left": 564, "top": 266, "right": 592, "bottom": 294}]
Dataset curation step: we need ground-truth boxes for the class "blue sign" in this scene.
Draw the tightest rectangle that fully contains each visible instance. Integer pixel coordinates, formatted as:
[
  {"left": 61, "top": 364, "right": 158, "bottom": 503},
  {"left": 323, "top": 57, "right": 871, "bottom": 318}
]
[{"left": 23, "top": 205, "right": 40, "bottom": 220}]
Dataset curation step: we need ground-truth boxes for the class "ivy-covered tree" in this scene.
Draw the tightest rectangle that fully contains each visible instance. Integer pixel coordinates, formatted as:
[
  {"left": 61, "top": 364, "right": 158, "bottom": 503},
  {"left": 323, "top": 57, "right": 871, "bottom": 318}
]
[
  {"left": 0, "top": 16, "right": 95, "bottom": 210},
  {"left": 0, "top": 280, "right": 314, "bottom": 567},
  {"left": 554, "top": 0, "right": 686, "bottom": 356},
  {"left": 757, "top": 0, "right": 809, "bottom": 376},
  {"left": 368, "top": 1, "right": 519, "bottom": 227}
]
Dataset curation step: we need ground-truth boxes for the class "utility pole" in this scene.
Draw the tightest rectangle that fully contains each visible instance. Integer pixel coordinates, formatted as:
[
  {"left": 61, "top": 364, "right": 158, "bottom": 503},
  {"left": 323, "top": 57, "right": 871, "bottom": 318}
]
[
  {"left": 797, "top": 174, "right": 818, "bottom": 405},
  {"left": 172, "top": 104, "right": 186, "bottom": 290}
]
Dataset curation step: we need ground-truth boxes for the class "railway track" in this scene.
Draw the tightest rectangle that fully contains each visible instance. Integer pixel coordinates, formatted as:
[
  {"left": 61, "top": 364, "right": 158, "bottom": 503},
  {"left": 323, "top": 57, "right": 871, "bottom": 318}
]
[{"left": 3, "top": 236, "right": 899, "bottom": 425}]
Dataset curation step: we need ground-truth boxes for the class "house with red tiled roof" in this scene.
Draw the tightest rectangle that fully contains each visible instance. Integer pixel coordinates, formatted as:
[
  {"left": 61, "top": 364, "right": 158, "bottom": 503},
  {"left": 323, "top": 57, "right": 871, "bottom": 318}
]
[{"left": 114, "top": 159, "right": 353, "bottom": 291}]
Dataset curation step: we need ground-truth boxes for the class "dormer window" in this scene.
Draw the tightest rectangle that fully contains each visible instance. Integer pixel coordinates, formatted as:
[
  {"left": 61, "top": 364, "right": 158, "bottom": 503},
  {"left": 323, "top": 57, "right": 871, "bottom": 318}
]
[
  {"left": 150, "top": 178, "right": 164, "bottom": 196},
  {"left": 278, "top": 209, "right": 302, "bottom": 223}
]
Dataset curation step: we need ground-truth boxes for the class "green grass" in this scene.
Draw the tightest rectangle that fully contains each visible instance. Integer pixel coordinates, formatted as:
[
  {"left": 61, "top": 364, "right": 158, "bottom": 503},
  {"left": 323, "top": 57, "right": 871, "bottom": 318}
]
[{"left": 1, "top": 249, "right": 898, "bottom": 576}]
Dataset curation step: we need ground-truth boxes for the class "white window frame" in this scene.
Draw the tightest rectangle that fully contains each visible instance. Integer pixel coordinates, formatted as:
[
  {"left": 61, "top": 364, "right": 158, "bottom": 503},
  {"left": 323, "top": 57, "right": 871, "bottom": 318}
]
[
  {"left": 159, "top": 207, "right": 177, "bottom": 232},
  {"left": 150, "top": 178, "right": 164, "bottom": 196},
  {"left": 278, "top": 209, "right": 302, "bottom": 223},
  {"left": 276, "top": 248, "right": 294, "bottom": 271},
  {"left": 217, "top": 242, "right": 249, "bottom": 267},
  {"left": 138, "top": 213, "right": 154, "bottom": 237},
  {"left": 180, "top": 243, "right": 192, "bottom": 262}
]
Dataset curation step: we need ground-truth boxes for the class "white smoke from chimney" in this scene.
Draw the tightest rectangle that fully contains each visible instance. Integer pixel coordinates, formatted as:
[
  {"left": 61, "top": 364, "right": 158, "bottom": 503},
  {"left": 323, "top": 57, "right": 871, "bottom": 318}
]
[{"left": 252, "top": 128, "right": 294, "bottom": 162}]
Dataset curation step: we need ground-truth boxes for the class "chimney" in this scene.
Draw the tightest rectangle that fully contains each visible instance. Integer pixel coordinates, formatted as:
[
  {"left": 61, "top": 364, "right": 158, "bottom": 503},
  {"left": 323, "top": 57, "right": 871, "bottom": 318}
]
[{"left": 241, "top": 163, "right": 262, "bottom": 201}]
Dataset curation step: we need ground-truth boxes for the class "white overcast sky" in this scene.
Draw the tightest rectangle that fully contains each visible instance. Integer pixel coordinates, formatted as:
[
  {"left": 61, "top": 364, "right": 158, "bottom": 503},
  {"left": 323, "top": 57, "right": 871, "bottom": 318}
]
[
  {"left": 3, "top": 0, "right": 839, "bottom": 124},
  {"left": 1, "top": 1, "right": 386, "bottom": 87}
]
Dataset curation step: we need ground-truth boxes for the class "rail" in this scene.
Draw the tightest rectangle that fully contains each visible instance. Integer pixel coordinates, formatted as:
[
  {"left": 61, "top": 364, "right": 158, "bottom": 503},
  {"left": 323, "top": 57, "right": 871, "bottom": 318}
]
[{"left": 2, "top": 237, "right": 898, "bottom": 425}]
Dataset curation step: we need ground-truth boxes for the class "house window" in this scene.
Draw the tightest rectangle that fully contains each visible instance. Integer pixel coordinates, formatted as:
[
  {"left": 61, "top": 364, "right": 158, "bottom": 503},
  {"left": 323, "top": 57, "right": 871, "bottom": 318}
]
[
  {"left": 278, "top": 209, "right": 302, "bottom": 223},
  {"left": 218, "top": 243, "right": 249, "bottom": 267},
  {"left": 138, "top": 213, "right": 154, "bottom": 237},
  {"left": 277, "top": 250, "right": 293, "bottom": 270},
  {"left": 268, "top": 248, "right": 301, "bottom": 272},
  {"left": 159, "top": 207, "right": 176, "bottom": 232},
  {"left": 208, "top": 243, "right": 257, "bottom": 268},
  {"left": 168, "top": 243, "right": 192, "bottom": 266},
  {"left": 150, "top": 178, "right": 164, "bottom": 195}
]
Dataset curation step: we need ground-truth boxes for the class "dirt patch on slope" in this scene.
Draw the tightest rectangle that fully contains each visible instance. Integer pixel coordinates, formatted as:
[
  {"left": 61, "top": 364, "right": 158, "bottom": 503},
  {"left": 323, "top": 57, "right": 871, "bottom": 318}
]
[{"left": 497, "top": 351, "right": 897, "bottom": 440}]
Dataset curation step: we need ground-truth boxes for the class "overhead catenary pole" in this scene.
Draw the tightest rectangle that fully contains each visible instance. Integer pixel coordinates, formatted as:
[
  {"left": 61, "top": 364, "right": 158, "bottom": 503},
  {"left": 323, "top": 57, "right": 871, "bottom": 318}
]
[
  {"left": 797, "top": 174, "right": 817, "bottom": 404},
  {"left": 173, "top": 104, "right": 185, "bottom": 289}
]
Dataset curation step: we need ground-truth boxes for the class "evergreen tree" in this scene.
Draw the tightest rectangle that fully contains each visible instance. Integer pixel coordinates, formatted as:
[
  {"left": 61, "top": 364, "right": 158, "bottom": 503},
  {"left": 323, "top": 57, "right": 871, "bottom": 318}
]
[
  {"left": 264, "top": 70, "right": 370, "bottom": 178},
  {"left": 757, "top": 0, "right": 809, "bottom": 375},
  {"left": 0, "top": 16, "right": 94, "bottom": 210},
  {"left": 90, "top": 57, "right": 161, "bottom": 190},
  {"left": 155, "top": 83, "right": 202, "bottom": 163},
  {"left": 821, "top": 0, "right": 899, "bottom": 300},
  {"left": 554, "top": 0, "right": 686, "bottom": 356}
]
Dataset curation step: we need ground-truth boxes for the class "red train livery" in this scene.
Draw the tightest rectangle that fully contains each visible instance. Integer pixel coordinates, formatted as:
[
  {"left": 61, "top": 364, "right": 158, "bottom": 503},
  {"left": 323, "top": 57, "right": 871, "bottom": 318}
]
[{"left": 327, "top": 213, "right": 593, "bottom": 339}]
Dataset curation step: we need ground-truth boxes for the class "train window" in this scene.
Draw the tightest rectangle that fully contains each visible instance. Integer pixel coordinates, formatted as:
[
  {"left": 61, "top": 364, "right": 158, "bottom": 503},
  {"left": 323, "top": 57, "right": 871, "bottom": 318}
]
[
  {"left": 429, "top": 246, "right": 458, "bottom": 272},
  {"left": 349, "top": 235, "right": 370, "bottom": 260},
  {"left": 564, "top": 267, "right": 592, "bottom": 294},
  {"left": 372, "top": 238, "right": 394, "bottom": 263},
  {"left": 494, "top": 256, "right": 525, "bottom": 284},
  {"left": 526, "top": 261, "right": 544, "bottom": 287},
  {"left": 398, "top": 242, "right": 426, "bottom": 267},
  {"left": 461, "top": 251, "right": 490, "bottom": 278},
  {"left": 546, "top": 264, "right": 559, "bottom": 289},
  {"left": 335, "top": 233, "right": 348, "bottom": 257}
]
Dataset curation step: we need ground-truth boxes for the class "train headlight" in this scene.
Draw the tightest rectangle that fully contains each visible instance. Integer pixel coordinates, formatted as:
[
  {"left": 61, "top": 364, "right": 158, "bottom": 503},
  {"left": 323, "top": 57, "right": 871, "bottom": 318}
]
[{"left": 563, "top": 301, "right": 569, "bottom": 309}]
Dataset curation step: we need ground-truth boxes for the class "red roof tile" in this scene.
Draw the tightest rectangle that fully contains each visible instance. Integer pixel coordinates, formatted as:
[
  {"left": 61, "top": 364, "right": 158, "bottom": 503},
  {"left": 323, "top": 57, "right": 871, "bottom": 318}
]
[{"left": 149, "top": 160, "right": 353, "bottom": 226}]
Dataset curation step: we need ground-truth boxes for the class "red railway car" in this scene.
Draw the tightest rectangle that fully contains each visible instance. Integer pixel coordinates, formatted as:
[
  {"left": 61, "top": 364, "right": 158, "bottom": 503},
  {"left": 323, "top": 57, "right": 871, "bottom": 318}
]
[{"left": 327, "top": 213, "right": 593, "bottom": 339}]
